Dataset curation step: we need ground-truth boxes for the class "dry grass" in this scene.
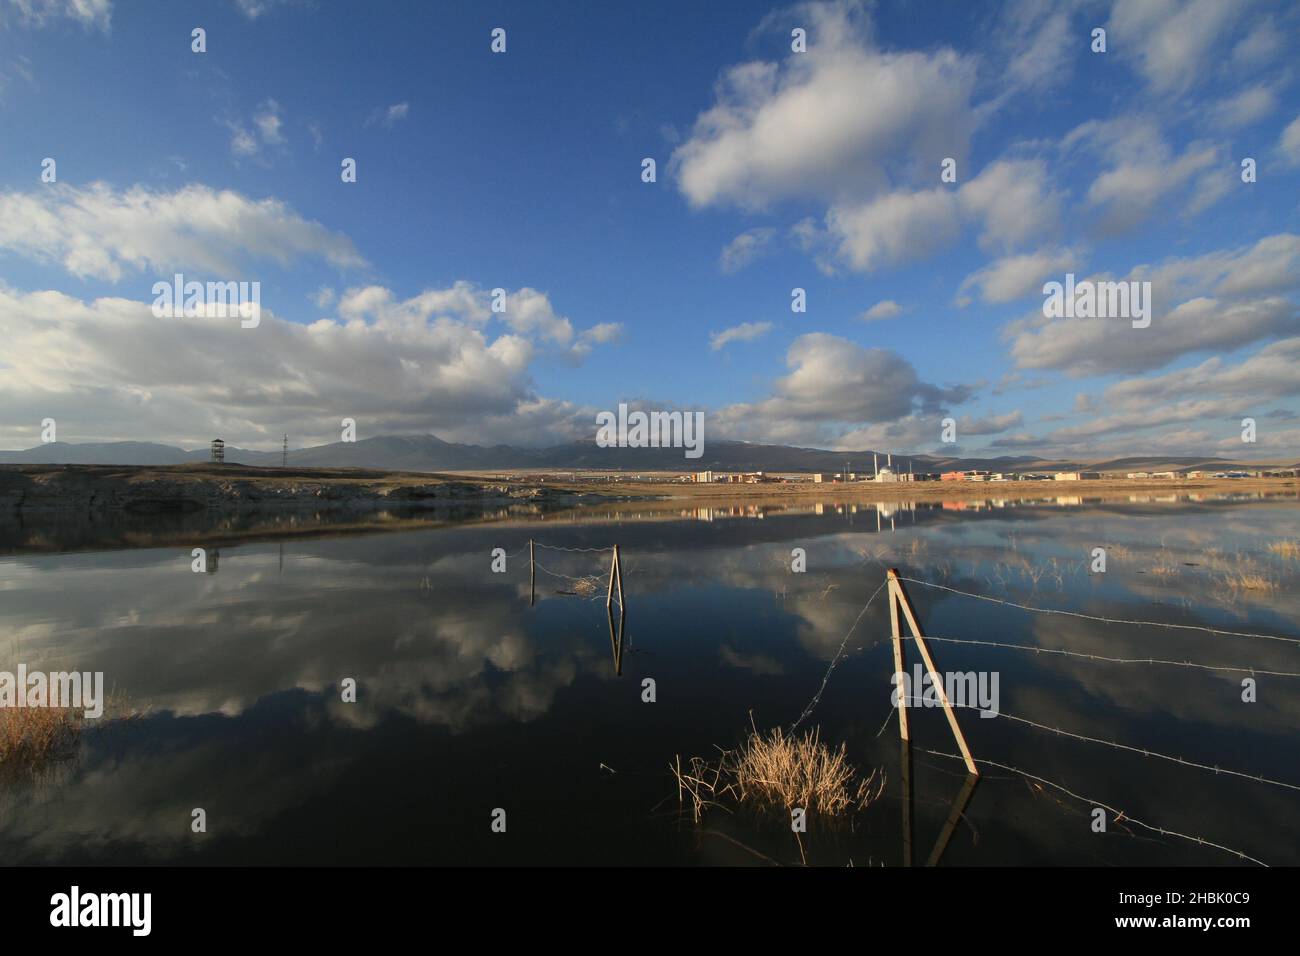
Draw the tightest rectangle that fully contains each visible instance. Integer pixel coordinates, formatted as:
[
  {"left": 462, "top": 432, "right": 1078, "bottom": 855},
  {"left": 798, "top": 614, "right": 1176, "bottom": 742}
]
[
  {"left": 732, "top": 726, "right": 883, "bottom": 814},
  {"left": 1221, "top": 570, "right": 1278, "bottom": 594},
  {"left": 0, "top": 706, "right": 82, "bottom": 780},
  {"left": 1267, "top": 540, "right": 1300, "bottom": 560},
  {"left": 671, "top": 724, "right": 884, "bottom": 824}
]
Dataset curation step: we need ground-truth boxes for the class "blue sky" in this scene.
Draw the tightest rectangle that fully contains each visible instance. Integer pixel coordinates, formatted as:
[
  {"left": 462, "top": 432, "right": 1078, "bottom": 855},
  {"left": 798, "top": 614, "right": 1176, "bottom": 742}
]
[{"left": 0, "top": 0, "right": 1298, "bottom": 459}]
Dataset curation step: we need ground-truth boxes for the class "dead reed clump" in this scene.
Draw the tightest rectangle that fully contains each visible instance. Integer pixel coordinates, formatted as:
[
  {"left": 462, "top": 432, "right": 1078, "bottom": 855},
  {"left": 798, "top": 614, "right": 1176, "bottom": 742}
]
[
  {"left": 731, "top": 726, "right": 883, "bottom": 814},
  {"left": 556, "top": 573, "right": 603, "bottom": 597},
  {"left": 0, "top": 706, "right": 83, "bottom": 780},
  {"left": 1222, "top": 570, "right": 1278, "bottom": 594},
  {"left": 671, "top": 725, "right": 884, "bottom": 824},
  {"left": 1267, "top": 540, "right": 1300, "bottom": 560}
]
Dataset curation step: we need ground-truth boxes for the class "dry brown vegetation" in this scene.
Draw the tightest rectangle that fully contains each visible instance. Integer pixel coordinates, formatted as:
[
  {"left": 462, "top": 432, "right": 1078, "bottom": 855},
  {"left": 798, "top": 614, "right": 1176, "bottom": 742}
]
[
  {"left": 1267, "top": 540, "right": 1300, "bottom": 560},
  {"left": 0, "top": 706, "right": 82, "bottom": 780},
  {"left": 671, "top": 725, "right": 884, "bottom": 824},
  {"left": 1221, "top": 570, "right": 1279, "bottom": 594}
]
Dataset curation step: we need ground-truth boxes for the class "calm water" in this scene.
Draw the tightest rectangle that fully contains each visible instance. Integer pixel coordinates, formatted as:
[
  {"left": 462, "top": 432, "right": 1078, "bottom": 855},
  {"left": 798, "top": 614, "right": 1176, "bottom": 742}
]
[{"left": 3, "top": 494, "right": 1299, "bottom": 866}]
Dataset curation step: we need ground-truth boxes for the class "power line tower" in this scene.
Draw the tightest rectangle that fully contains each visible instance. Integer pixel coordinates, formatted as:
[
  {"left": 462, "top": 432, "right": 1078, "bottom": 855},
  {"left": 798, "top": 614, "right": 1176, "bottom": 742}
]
[{"left": 282, "top": 434, "right": 288, "bottom": 468}]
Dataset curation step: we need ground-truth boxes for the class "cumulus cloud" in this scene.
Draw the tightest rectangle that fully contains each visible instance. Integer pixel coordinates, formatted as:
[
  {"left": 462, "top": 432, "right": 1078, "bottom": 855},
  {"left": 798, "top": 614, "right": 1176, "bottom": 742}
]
[
  {"left": 225, "top": 99, "right": 288, "bottom": 159},
  {"left": 0, "top": 183, "right": 365, "bottom": 281},
  {"left": 1, "top": 0, "right": 110, "bottom": 30},
  {"left": 1065, "top": 118, "right": 1228, "bottom": 233},
  {"left": 1279, "top": 114, "right": 1300, "bottom": 168},
  {"left": 1011, "top": 295, "right": 1297, "bottom": 376},
  {"left": 366, "top": 102, "right": 410, "bottom": 128},
  {"left": 860, "top": 299, "right": 902, "bottom": 321},
  {"left": 1102, "top": 337, "right": 1300, "bottom": 408},
  {"left": 0, "top": 282, "right": 614, "bottom": 449},
  {"left": 710, "top": 321, "right": 773, "bottom": 350},
  {"left": 1206, "top": 84, "right": 1277, "bottom": 130},
  {"left": 826, "top": 188, "right": 960, "bottom": 272},
  {"left": 1006, "top": 234, "right": 1300, "bottom": 375},
  {"left": 958, "top": 410, "right": 1024, "bottom": 435},
  {"left": 671, "top": 1, "right": 976, "bottom": 210},
  {"left": 958, "top": 248, "right": 1081, "bottom": 306},
  {"left": 1107, "top": 0, "right": 1247, "bottom": 96},
  {"left": 719, "top": 227, "right": 777, "bottom": 273},
  {"left": 713, "top": 333, "right": 971, "bottom": 446},
  {"left": 993, "top": 0, "right": 1082, "bottom": 96},
  {"left": 822, "top": 159, "right": 1062, "bottom": 273},
  {"left": 253, "top": 99, "right": 285, "bottom": 144}
]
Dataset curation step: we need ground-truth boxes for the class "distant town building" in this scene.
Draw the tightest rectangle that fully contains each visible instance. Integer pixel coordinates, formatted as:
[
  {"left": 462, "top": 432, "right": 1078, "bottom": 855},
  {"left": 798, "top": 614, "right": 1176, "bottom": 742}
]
[
  {"left": 812, "top": 473, "right": 825, "bottom": 483},
  {"left": 941, "top": 470, "right": 992, "bottom": 482},
  {"left": 1053, "top": 471, "right": 1101, "bottom": 481},
  {"left": 693, "top": 471, "right": 770, "bottom": 484},
  {"left": 210, "top": 438, "right": 225, "bottom": 464}
]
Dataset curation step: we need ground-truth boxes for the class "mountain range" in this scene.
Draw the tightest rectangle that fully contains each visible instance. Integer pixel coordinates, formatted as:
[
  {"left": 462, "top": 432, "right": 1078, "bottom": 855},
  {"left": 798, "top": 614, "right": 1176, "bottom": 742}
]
[{"left": 0, "top": 435, "right": 1284, "bottom": 476}]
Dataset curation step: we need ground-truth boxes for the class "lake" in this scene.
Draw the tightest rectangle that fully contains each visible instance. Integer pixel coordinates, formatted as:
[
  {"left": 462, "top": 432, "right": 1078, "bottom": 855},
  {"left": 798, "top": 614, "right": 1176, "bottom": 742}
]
[{"left": 2, "top": 492, "right": 1298, "bottom": 866}]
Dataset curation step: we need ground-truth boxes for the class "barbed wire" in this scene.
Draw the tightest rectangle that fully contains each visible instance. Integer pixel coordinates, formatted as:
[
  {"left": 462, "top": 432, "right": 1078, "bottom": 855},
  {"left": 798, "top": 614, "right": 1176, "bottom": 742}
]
[
  {"left": 897, "top": 576, "right": 1300, "bottom": 648},
  {"left": 533, "top": 543, "right": 613, "bottom": 554},
  {"left": 895, "top": 633, "right": 1300, "bottom": 679},
  {"left": 920, "top": 749, "right": 1267, "bottom": 867},
  {"left": 896, "top": 694, "right": 1300, "bottom": 795},
  {"left": 788, "top": 580, "right": 889, "bottom": 732}
]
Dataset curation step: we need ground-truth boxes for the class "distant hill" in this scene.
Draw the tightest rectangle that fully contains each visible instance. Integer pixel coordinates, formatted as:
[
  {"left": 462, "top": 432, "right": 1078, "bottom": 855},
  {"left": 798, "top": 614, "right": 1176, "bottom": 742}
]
[{"left": 0, "top": 435, "right": 1291, "bottom": 475}]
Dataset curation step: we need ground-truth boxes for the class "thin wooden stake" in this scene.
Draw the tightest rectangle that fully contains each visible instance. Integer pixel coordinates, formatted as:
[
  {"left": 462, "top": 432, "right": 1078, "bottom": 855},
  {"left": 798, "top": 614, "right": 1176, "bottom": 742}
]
[
  {"left": 615, "top": 544, "right": 625, "bottom": 609},
  {"left": 529, "top": 538, "right": 535, "bottom": 607},
  {"left": 901, "top": 737, "right": 913, "bottom": 868},
  {"left": 606, "top": 544, "right": 624, "bottom": 610},
  {"left": 925, "top": 772, "right": 978, "bottom": 867},
  {"left": 890, "top": 583, "right": 910, "bottom": 742},
  {"left": 887, "top": 568, "right": 979, "bottom": 777},
  {"left": 607, "top": 603, "right": 626, "bottom": 676}
]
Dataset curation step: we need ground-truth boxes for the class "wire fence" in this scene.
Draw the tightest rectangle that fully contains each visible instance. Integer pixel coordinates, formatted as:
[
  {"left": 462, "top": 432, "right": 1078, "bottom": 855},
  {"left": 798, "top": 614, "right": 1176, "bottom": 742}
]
[{"left": 789, "top": 568, "right": 1300, "bottom": 865}]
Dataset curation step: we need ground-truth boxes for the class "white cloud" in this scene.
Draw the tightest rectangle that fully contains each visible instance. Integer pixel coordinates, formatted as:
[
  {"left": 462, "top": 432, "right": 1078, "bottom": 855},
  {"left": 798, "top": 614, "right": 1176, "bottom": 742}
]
[
  {"left": 254, "top": 99, "right": 285, "bottom": 144},
  {"left": 995, "top": 0, "right": 1079, "bottom": 96},
  {"left": 1006, "top": 235, "right": 1300, "bottom": 375},
  {"left": 671, "top": 1, "right": 977, "bottom": 210},
  {"left": 957, "top": 410, "right": 1023, "bottom": 435},
  {"left": 0, "top": 282, "right": 614, "bottom": 449},
  {"left": 826, "top": 188, "right": 960, "bottom": 272},
  {"left": 1279, "top": 114, "right": 1300, "bottom": 168},
  {"left": 1010, "top": 295, "right": 1298, "bottom": 376},
  {"left": 824, "top": 159, "right": 1061, "bottom": 273},
  {"left": 234, "top": 0, "right": 285, "bottom": 18},
  {"left": 226, "top": 100, "right": 287, "bottom": 159},
  {"left": 1067, "top": 118, "right": 1227, "bottom": 233},
  {"left": 1107, "top": 0, "right": 1247, "bottom": 96},
  {"left": 713, "top": 332, "right": 972, "bottom": 446},
  {"left": 957, "top": 159, "right": 1062, "bottom": 251},
  {"left": 367, "top": 102, "right": 411, "bottom": 128},
  {"left": 958, "top": 248, "right": 1081, "bottom": 305},
  {"left": 0, "top": 183, "right": 365, "bottom": 282},
  {"left": 710, "top": 321, "right": 773, "bottom": 350},
  {"left": 1206, "top": 84, "right": 1277, "bottom": 130},
  {"left": 2, "top": 0, "right": 110, "bottom": 30},
  {"left": 860, "top": 299, "right": 902, "bottom": 321},
  {"left": 1103, "top": 338, "right": 1300, "bottom": 408},
  {"left": 719, "top": 227, "right": 777, "bottom": 273}
]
